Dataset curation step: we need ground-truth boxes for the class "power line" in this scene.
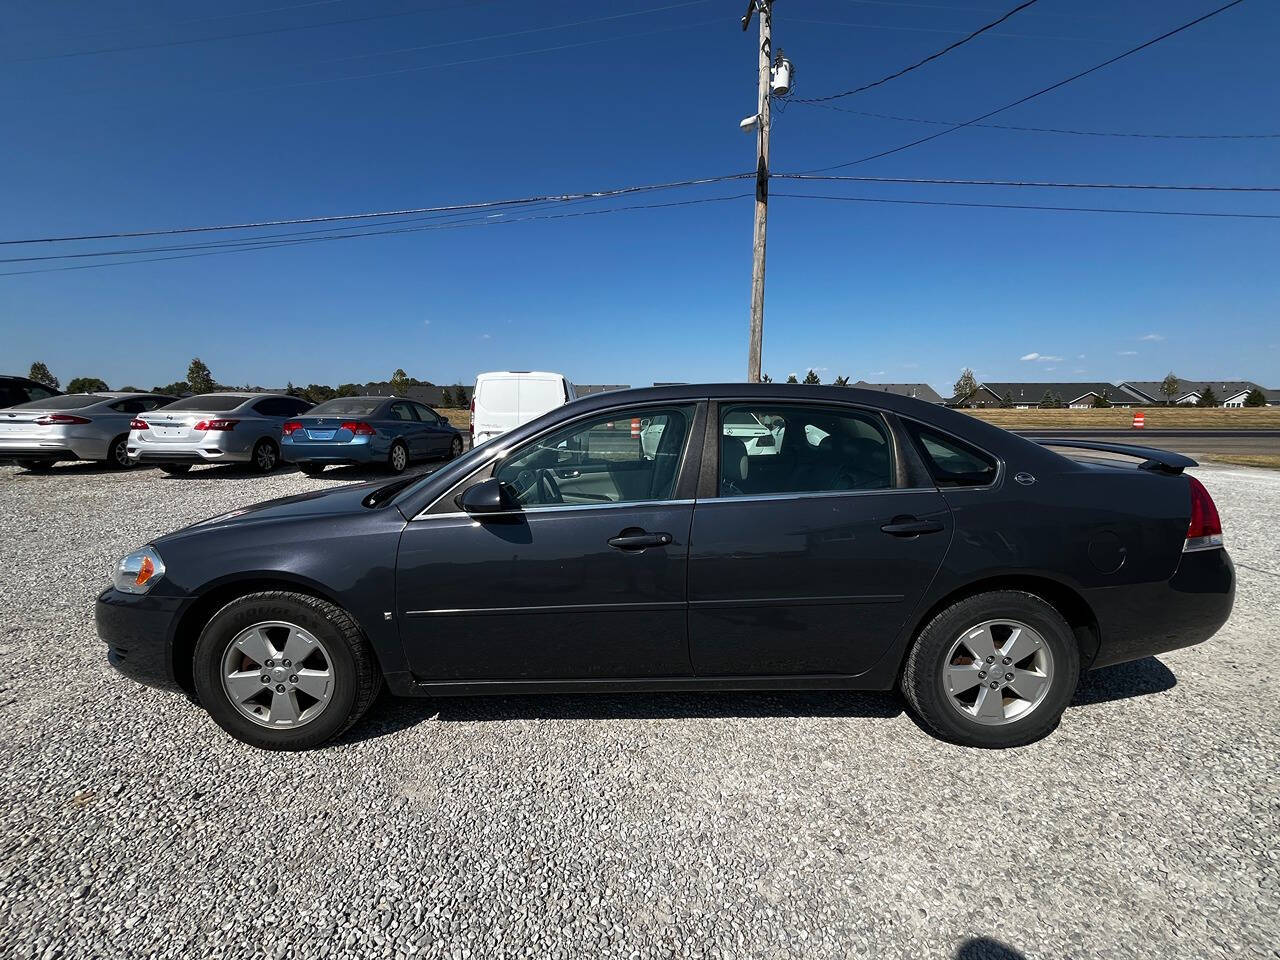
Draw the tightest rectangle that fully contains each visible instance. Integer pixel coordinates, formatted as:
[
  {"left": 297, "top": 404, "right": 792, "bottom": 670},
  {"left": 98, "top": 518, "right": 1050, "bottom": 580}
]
[
  {"left": 1, "top": 173, "right": 753, "bottom": 246},
  {"left": 773, "top": 192, "right": 1280, "bottom": 220},
  {"left": 802, "top": 0, "right": 1250, "bottom": 173},
  {"left": 4, "top": 0, "right": 496, "bottom": 64},
  {"left": 0, "top": 194, "right": 751, "bottom": 277},
  {"left": 774, "top": 174, "right": 1280, "bottom": 192},
  {"left": 798, "top": 102, "right": 1280, "bottom": 139},
  {"left": 793, "top": 0, "right": 1041, "bottom": 103}
]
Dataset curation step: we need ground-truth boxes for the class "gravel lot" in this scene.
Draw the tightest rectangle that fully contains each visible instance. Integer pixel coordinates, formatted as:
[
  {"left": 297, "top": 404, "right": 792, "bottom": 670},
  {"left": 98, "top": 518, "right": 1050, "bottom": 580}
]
[{"left": 0, "top": 460, "right": 1276, "bottom": 960}]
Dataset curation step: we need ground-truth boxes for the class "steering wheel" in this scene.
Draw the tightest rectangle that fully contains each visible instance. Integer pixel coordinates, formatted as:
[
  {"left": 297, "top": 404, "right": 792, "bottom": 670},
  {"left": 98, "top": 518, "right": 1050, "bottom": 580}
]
[{"left": 537, "top": 468, "right": 564, "bottom": 504}]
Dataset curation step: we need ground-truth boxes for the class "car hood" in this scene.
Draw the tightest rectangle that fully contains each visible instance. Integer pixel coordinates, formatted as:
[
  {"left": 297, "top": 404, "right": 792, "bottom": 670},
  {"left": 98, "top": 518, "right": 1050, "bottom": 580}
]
[{"left": 156, "top": 480, "right": 397, "bottom": 543}]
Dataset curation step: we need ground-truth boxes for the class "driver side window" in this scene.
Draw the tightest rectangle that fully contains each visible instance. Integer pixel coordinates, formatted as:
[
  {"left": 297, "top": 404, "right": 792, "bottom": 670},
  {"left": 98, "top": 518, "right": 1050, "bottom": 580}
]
[{"left": 494, "top": 406, "right": 693, "bottom": 508}]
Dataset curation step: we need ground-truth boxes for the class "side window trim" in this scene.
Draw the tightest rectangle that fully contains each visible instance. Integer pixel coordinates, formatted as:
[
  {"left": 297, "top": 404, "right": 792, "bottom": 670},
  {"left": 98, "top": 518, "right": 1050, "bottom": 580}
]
[{"left": 899, "top": 415, "right": 1003, "bottom": 491}]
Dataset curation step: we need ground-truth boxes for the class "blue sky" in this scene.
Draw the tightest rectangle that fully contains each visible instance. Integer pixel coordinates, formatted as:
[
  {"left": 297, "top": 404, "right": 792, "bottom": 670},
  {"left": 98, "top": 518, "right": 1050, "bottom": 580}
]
[{"left": 1, "top": 0, "right": 1277, "bottom": 394}]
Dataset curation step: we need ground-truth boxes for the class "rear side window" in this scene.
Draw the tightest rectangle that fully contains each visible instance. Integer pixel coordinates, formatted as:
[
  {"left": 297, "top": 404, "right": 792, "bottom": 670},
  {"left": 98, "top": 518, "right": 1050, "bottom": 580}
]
[
  {"left": 110, "top": 398, "right": 149, "bottom": 414},
  {"left": 389, "top": 401, "right": 419, "bottom": 422},
  {"left": 906, "top": 423, "right": 998, "bottom": 487},
  {"left": 718, "top": 403, "right": 893, "bottom": 497}
]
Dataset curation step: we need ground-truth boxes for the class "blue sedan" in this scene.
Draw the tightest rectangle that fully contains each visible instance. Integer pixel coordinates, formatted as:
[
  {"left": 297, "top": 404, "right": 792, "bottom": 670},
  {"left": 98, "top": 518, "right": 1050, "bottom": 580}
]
[{"left": 281, "top": 396, "right": 463, "bottom": 474}]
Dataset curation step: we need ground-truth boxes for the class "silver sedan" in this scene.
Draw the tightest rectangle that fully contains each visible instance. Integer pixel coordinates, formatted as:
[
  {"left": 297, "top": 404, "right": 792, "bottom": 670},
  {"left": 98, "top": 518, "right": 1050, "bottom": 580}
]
[
  {"left": 0, "top": 393, "right": 177, "bottom": 471},
  {"left": 128, "top": 393, "right": 313, "bottom": 474}
]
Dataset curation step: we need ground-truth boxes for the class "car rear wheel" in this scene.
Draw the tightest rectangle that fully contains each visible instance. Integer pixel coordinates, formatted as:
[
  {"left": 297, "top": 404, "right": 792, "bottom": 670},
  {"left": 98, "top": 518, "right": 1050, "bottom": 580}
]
[
  {"left": 250, "top": 439, "right": 279, "bottom": 474},
  {"left": 299, "top": 463, "right": 327, "bottom": 476},
  {"left": 107, "top": 434, "right": 132, "bottom": 469},
  {"left": 900, "top": 590, "right": 1080, "bottom": 749},
  {"left": 16, "top": 459, "right": 53, "bottom": 472},
  {"left": 160, "top": 463, "right": 191, "bottom": 475},
  {"left": 449, "top": 436, "right": 463, "bottom": 460},
  {"left": 193, "top": 591, "right": 381, "bottom": 750},
  {"left": 387, "top": 441, "right": 408, "bottom": 474}
]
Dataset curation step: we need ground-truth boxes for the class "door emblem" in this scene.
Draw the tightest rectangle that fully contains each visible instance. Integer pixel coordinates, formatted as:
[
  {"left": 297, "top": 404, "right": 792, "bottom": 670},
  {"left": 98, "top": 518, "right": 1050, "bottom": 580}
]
[{"left": 1014, "top": 472, "right": 1037, "bottom": 485}]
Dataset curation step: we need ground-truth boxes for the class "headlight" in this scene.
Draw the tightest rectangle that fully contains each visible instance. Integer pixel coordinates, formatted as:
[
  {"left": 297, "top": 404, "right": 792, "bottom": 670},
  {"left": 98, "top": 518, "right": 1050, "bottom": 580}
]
[{"left": 113, "top": 546, "right": 166, "bottom": 595}]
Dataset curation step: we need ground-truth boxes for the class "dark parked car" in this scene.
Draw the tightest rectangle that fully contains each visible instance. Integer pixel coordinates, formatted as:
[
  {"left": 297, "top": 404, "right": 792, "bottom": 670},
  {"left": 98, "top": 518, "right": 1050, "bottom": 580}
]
[
  {"left": 0, "top": 374, "right": 61, "bottom": 408},
  {"left": 97, "top": 384, "right": 1234, "bottom": 750},
  {"left": 280, "top": 396, "right": 463, "bottom": 474}
]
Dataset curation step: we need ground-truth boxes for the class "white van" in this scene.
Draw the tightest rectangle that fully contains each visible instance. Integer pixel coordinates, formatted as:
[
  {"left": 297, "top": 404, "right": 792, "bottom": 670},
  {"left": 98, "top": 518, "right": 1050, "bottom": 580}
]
[{"left": 470, "top": 371, "right": 576, "bottom": 447}]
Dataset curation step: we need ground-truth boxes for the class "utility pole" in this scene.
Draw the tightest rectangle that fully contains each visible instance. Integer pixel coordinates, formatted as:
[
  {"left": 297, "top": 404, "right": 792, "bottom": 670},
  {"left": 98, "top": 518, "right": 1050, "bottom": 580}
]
[{"left": 742, "top": 0, "right": 772, "bottom": 383}]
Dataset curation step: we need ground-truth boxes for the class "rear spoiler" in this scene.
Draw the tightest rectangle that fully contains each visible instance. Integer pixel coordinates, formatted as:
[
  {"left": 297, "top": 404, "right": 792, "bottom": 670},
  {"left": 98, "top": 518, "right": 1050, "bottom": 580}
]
[{"left": 1027, "top": 438, "right": 1197, "bottom": 475}]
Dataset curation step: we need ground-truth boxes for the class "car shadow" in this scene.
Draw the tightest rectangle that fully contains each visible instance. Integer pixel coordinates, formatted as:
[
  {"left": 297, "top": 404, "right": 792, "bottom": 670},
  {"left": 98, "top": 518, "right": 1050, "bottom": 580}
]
[
  {"left": 7, "top": 460, "right": 144, "bottom": 476},
  {"left": 955, "top": 938, "right": 1027, "bottom": 960},
  {"left": 337, "top": 689, "right": 904, "bottom": 745},
  {"left": 339, "top": 656, "right": 1177, "bottom": 747},
  {"left": 1072, "top": 656, "right": 1176, "bottom": 706},
  {"left": 315, "top": 462, "right": 443, "bottom": 483}
]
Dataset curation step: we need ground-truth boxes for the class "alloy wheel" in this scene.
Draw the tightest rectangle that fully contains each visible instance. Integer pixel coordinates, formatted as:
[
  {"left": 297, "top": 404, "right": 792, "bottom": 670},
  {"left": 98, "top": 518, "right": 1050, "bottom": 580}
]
[
  {"left": 111, "top": 438, "right": 131, "bottom": 468},
  {"left": 942, "top": 619, "right": 1054, "bottom": 726},
  {"left": 391, "top": 444, "right": 407, "bottom": 472},
  {"left": 221, "top": 621, "right": 334, "bottom": 728},
  {"left": 255, "top": 441, "right": 277, "bottom": 472},
  {"left": 450, "top": 437, "right": 463, "bottom": 459}
]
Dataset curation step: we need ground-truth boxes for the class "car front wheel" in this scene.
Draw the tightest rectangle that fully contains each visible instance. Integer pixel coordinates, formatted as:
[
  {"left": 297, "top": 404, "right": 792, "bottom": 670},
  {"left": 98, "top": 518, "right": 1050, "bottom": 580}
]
[
  {"left": 193, "top": 591, "right": 381, "bottom": 750},
  {"left": 900, "top": 590, "right": 1080, "bottom": 749}
]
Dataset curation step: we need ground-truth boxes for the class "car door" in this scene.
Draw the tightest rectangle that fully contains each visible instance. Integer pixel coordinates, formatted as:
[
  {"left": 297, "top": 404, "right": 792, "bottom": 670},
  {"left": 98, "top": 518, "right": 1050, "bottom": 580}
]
[
  {"left": 413, "top": 402, "right": 449, "bottom": 455},
  {"left": 395, "top": 402, "right": 704, "bottom": 681},
  {"left": 687, "top": 401, "right": 953, "bottom": 677},
  {"left": 387, "top": 401, "right": 424, "bottom": 458}
]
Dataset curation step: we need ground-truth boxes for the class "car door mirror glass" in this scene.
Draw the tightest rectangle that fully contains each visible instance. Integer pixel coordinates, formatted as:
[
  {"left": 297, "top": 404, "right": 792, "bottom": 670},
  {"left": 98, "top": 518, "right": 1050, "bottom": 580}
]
[{"left": 456, "top": 477, "right": 518, "bottom": 516}]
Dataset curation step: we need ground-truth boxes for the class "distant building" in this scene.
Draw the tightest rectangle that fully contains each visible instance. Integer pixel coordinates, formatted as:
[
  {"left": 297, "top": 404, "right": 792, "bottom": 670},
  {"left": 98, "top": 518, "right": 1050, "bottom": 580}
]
[
  {"left": 851, "top": 381, "right": 943, "bottom": 404},
  {"left": 951, "top": 382, "right": 1144, "bottom": 409},
  {"left": 1120, "top": 380, "right": 1272, "bottom": 407}
]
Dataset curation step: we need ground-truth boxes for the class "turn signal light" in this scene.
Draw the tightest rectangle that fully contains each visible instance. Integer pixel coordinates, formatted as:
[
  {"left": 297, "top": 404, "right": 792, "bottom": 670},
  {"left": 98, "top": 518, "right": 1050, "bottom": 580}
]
[
  {"left": 282, "top": 420, "right": 305, "bottom": 436},
  {"left": 35, "top": 414, "right": 91, "bottom": 425},
  {"left": 340, "top": 421, "right": 377, "bottom": 436},
  {"left": 194, "top": 419, "right": 238, "bottom": 431},
  {"left": 130, "top": 418, "right": 149, "bottom": 430},
  {"left": 1184, "top": 476, "right": 1224, "bottom": 552},
  {"left": 135, "top": 554, "right": 156, "bottom": 587}
]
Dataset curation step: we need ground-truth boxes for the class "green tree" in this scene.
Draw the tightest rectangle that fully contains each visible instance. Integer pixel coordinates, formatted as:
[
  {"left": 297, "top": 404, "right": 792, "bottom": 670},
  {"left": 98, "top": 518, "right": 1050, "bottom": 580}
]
[
  {"left": 1002, "top": 391, "right": 1014, "bottom": 409},
  {"left": 187, "top": 357, "right": 216, "bottom": 394},
  {"left": 1092, "top": 390, "right": 1111, "bottom": 408},
  {"left": 833, "top": 375, "right": 850, "bottom": 386},
  {"left": 28, "top": 361, "right": 59, "bottom": 390},
  {"left": 66, "top": 377, "right": 110, "bottom": 393},
  {"left": 952, "top": 368, "right": 979, "bottom": 406},
  {"left": 153, "top": 380, "right": 190, "bottom": 395},
  {"left": 760, "top": 373, "right": 772, "bottom": 383},
  {"left": 1243, "top": 387, "right": 1268, "bottom": 407},
  {"left": 453, "top": 383, "right": 468, "bottom": 407},
  {"left": 1196, "top": 386, "right": 1218, "bottom": 407},
  {"left": 1159, "top": 372, "right": 1180, "bottom": 405},
  {"left": 1039, "top": 390, "right": 1055, "bottom": 409},
  {"left": 119, "top": 385, "right": 139, "bottom": 392},
  {"left": 785, "top": 374, "right": 798, "bottom": 384},
  {"left": 335, "top": 383, "right": 362, "bottom": 397},
  {"left": 802, "top": 369, "right": 821, "bottom": 385},
  {"left": 440, "top": 386, "right": 455, "bottom": 407},
  {"left": 304, "top": 383, "right": 336, "bottom": 403},
  {"left": 389, "top": 368, "right": 410, "bottom": 396}
]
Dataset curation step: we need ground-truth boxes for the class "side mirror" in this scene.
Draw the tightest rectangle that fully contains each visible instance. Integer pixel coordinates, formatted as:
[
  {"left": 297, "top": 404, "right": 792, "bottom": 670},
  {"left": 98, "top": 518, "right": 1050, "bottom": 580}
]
[{"left": 456, "top": 477, "right": 517, "bottom": 516}]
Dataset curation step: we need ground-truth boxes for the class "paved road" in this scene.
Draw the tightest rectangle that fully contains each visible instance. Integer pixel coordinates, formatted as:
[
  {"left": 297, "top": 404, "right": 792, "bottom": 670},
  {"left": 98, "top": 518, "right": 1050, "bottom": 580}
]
[
  {"left": 0, "top": 462, "right": 1275, "bottom": 960},
  {"left": 1017, "top": 429, "right": 1280, "bottom": 457}
]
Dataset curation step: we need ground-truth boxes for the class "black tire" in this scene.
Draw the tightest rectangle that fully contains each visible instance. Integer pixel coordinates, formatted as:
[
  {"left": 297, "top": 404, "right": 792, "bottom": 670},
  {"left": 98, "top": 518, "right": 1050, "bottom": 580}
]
[
  {"left": 448, "top": 436, "right": 464, "bottom": 460},
  {"left": 192, "top": 591, "right": 381, "bottom": 750},
  {"left": 107, "top": 434, "right": 133, "bottom": 470},
  {"left": 17, "top": 459, "right": 53, "bottom": 472},
  {"left": 160, "top": 463, "right": 192, "bottom": 475},
  {"left": 299, "top": 463, "right": 327, "bottom": 477},
  {"left": 250, "top": 438, "right": 280, "bottom": 474},
  {"left": 387, "top": 440, "right": 408, "bottom": 474},
  {"left": 900, "top": 590, "right": 1080, "bottom": 749}
]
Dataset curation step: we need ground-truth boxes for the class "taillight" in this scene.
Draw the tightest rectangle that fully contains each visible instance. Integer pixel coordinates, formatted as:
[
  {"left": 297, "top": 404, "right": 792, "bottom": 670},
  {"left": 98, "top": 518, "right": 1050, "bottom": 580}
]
[
  {"left": 194, "top": 419, "right": 238, "bottom": 432},
  {"left": 340, "top": 421, "right": 377, "bottom": 436},
  {"left": 130, "top": 418, "right": 149, "bottom": 430},
  {"left": 1184, "top": 476, "right": 1223, "bottom": 552},
  {"left": 35, "top": 414, "right": 90, "bottom": 425},
  {"left": 282, "top": 420, "right": 305, "bottom": 436}
]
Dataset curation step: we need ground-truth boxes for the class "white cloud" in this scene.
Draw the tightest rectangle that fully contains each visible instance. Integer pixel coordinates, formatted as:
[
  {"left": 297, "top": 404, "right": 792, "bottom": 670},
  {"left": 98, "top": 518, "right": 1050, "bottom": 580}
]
[
  {"left": 871, "top": 370, "right": 886, "bottom": 376},
  {"left": 1021, "top": 352, "right": 1063, "bottom": 362},
  {"left": 481, "top": 333, "right": 492, "bottom": 339},
  {"left": 423, "top": 319, "right": 431, "bottom": 326},
  {"left": 1076, "top": 354, "right": 1086, "bottom": 360},
  {"left": 1117, "top": 350, "right": 1138, "bottom": 356},
  {"left": 1073, "top": 368, "right": 1087, "bottom": 373},
  {"left": 1140, "top": 333, "right": 1165, "bottom": 341}
]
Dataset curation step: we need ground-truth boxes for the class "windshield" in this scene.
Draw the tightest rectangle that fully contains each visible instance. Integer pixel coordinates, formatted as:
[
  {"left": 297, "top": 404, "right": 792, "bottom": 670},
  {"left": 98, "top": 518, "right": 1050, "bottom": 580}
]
[
  {"left": 307, "top": 398, "right": 383, "bottom": 417},
  {"left": 10, "top": 393, "right": 104, "bottom": 410},
  {"left": 163, "top": 394, "right": 247, "bottom": 411}
]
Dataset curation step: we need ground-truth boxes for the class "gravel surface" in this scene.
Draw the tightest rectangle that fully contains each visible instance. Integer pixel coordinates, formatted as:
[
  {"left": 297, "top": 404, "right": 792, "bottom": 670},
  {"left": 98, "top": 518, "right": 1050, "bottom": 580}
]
[{"left": 0, "top": 460, "right": 1276, "bottom": 960}]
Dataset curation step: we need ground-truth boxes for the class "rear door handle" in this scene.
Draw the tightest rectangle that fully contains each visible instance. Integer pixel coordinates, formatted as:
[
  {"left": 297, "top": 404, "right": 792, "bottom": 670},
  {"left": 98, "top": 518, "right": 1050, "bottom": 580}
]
[
  {"left": 881, "top": 517, "right": 945, "bottom": 537},
  {"left": 608, "top": 530, "right": 673, "bottom": 551}
]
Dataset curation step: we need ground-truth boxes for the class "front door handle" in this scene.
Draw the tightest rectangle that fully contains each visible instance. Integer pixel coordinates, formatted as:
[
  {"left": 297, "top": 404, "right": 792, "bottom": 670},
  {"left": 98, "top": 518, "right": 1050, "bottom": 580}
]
[
  {"left": 608, "top": 530, "right": 673, "bottom": 551},
  {"left": 557, "top": 469, "right": 581, "bottom": 479},
  {"left": 881, "top": 516, "right": 945, "bottom": 537}
]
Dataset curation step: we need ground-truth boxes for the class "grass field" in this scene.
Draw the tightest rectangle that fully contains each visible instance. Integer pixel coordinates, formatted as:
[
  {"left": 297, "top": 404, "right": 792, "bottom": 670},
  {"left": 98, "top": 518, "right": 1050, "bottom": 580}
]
[
  {"left": 1201, "top": 453, "right": 1280, "bottom": 470},
  {"left": 442, "top": 408, "right": 470, "bottom": 428},
  {"left": 961, "top": 407, "right": 1280, "bottom": 429}
]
